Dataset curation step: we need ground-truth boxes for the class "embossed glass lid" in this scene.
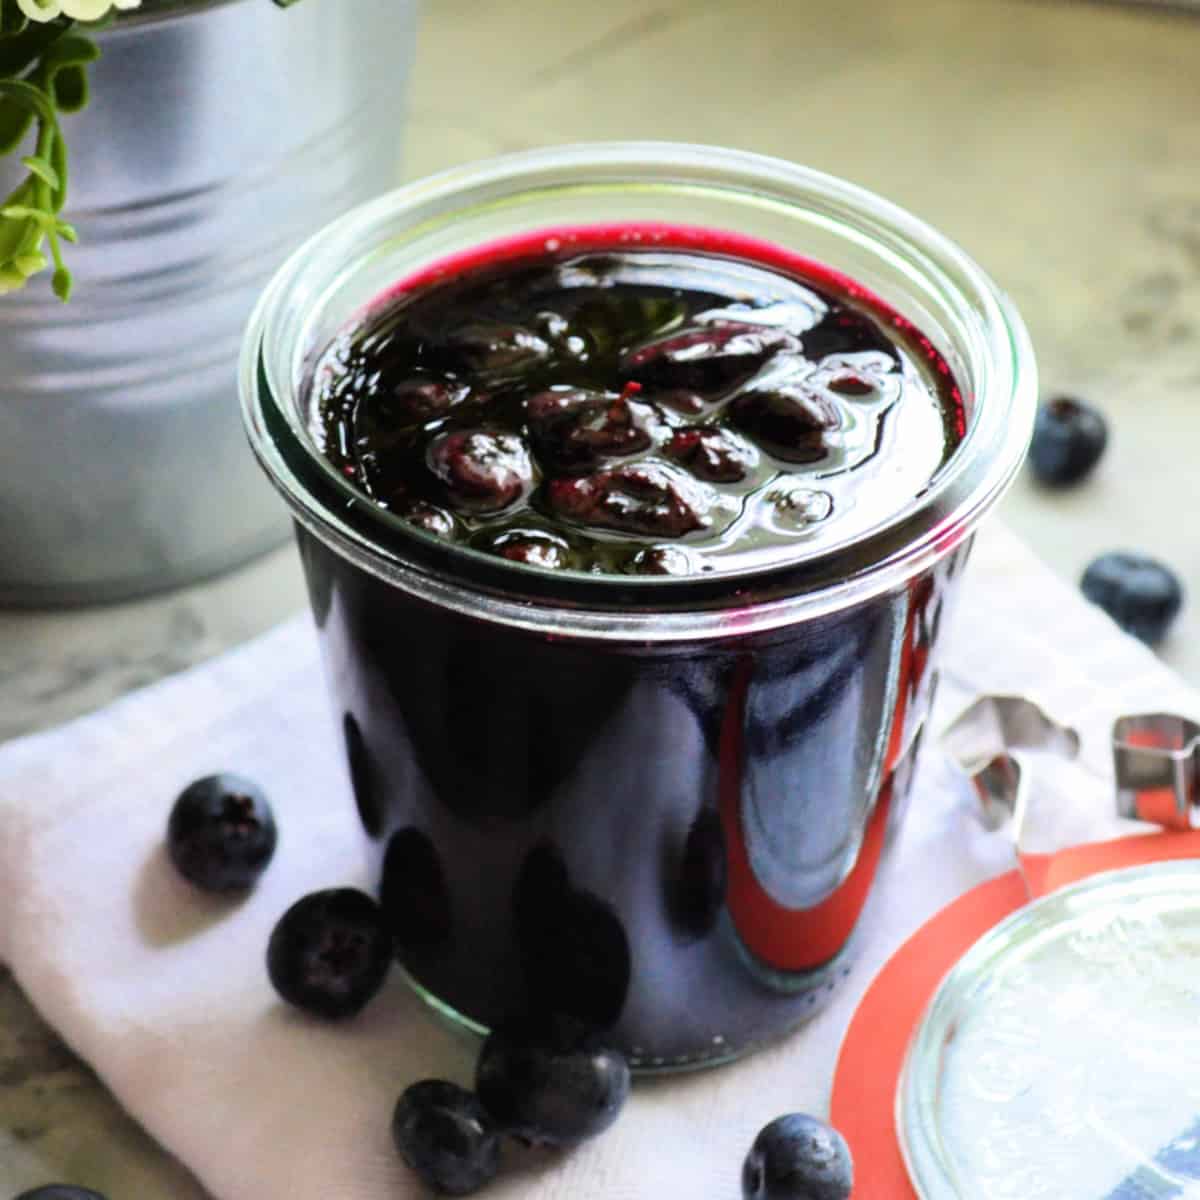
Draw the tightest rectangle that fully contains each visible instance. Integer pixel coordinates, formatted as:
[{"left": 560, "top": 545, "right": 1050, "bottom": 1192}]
[{"left": 898, "top": 862, "right": 1200, "bottom": 1199}]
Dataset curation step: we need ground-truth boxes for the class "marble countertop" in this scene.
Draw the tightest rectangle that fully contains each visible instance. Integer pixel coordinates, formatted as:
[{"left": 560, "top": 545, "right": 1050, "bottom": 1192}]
[{"left": 4, "top": 0, "right": 1200, "bottom": 1193}]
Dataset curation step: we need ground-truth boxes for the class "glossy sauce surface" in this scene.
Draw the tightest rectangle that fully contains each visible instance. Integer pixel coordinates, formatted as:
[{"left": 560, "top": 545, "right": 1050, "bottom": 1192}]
[{"left": 309, "top": 227, "right": 964, "bottom": 578}]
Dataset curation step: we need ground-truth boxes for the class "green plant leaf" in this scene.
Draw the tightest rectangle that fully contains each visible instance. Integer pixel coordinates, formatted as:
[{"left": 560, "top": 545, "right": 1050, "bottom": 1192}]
[
  {"left": 0, "top": 16, "right": 69, "bottom": 77},
  {"left": 0, "top": 177, "right": 36, "bottom": 255},
  {"left": 20, "top": 152, "right": 58, "bottom": 188},
  {"left": 38, "top": 33, "right": 99, "bottom": 72},
  {"left": 34, "top": 34, "right": 98, "bottom": 113},
  {"left": 14, "top": 249, "right": 46, "bottom": 275},
  {"left": 0, "top": 174, "right": 40, "bottom": 270},
  {"left": 0, "top": 7, "right": 193, "bottom": 300},
  {"left": 0, "top": 264, "right": 31, "bottom": 292},
  {"left": 0, "top": 217, "right": 44, "bottom": 279},
  {"left": 48, "top": 61, "right": 85, "bottom": 110},
  {"left": 46, "top": 112, "right": 66, "bottom": 210},
  {"left": 1, "top": 202, "right": 45, "bottom": 220},
  {"left": 0, "top": 94, "right": 33, "bottom": 153},
  {"left": 0, "top": 77, "right": 59, "bottom": 124}
]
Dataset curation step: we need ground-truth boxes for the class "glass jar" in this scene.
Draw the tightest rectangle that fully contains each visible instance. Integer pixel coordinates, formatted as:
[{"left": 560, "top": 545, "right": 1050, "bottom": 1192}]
[{"left": 240, "top": 142, "right": 1036, "bottom": 1070}]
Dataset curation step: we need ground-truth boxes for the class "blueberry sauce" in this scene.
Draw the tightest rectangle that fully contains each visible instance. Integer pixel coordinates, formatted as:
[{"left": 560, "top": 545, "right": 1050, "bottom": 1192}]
[{"left": 309, "top": 225, "right": 964, "bottom": 578}]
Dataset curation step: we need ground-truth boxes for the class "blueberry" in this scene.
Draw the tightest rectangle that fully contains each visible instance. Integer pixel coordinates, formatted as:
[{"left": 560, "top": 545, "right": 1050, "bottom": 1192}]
[
  {"left": 487, "top": 528, "right": 573, "bottom": 570},
  {"left": 475, "top": 1021, "right": 631, "bottom": 1147},
  {"left": 1029, "top": 396, "right": 1108, "bottom": 486},
  {"left": 166, "top": 774, "right": 276, "bottom": 893},
  {"left": 665, "top": 426, "right": 758, "bottom": 483},
  {"left": 656, "top": 389, "right": 708, "bottom": 416},
  {"left": 526, "top": 386, "right": 656, "bottom": 472},
  {"left": 627, "top": 545, "right": 694, "bottom": 576},
  {"left": 812, "top": 351, "right": 900, "bottom": 404},
  {"left": 729, "top": 382, "right": 841, "bottom": 464},
  {"left": 395, "top": 499, "right": 458, "bottom": 539},
  {"left": 742, "top": 1114, "right": 854, "bottom": 1200},
  {"left": 1081, "top": 551, "right": 1183, "bottom": 644},
  {"left": 354, "top": 377, "right": 470, "bottom": 447},
  {"left": 622, "top": 324, "right": 801, "bottom": 395},
  {"left": 266, "top": 889, "right": 393, "bottom": 1019},
  {"left": 427, "top": 430, "right": 534, "bottom": 515},
  {"left": 443, "top": 320, "right": 551, "bottom": 382},
  {"left": 15, "top": 1189, "right": 109, "bottom": 1200},
  {"left": 392, "top": 1080, "right": 500, "bottom": 1196},
  {"left": 546, "top": 462, "right": 710, "bottom": 538}
]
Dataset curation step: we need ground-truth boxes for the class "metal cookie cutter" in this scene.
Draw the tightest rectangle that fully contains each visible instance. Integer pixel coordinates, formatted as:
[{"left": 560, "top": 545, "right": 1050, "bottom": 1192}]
[
  {"left": 1113, "top": 713, "right": 1200, "bottom": 832},
  {"left": 940, "top": 695, "right": 1082, "bottom": 896}
]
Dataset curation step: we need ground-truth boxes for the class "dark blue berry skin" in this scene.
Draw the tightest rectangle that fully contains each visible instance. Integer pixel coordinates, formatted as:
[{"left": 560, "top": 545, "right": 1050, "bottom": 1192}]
[
  {"left": 392, "top": 1080, "right": 500, "bottom": 1196},
  {"left": 1081, "top": 552, "right": 1184, "bottom": 645},
  {"left": 742, "top": 1114, "right": 854, "bottom": 1200},
  {"left": 166, "top": 773, "right": 276, "bottom": 892},
  {"left": 15, "top": 1189, "right": 108, "bottom": 1200},
  {"left": 475, "top": 1021, "right": 631, "bottom": 1147},
  {"left": 1028, "top": 396, "right": 1108, "bottom": 486},
  {"left": 266, "top": 889, "right": 392, "bottom": 1019}
]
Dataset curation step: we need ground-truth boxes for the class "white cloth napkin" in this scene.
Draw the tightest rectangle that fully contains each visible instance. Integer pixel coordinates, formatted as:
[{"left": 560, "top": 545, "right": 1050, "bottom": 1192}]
[{"left": 1, "top": 522, "right": 1197, "bottom": 1200}]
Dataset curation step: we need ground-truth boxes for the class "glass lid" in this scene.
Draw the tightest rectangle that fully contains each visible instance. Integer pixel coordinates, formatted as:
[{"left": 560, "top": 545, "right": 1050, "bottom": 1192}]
[{"left": 899, "top": 861, "right": 1200, "bottom": 1199}]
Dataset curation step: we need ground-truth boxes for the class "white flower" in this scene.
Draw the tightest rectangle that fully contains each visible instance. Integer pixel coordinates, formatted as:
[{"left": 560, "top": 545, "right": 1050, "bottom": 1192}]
[
  {"left": 15, "top": 0, "right": 62, "bottom": 22},
  {"left": 16, "top": 0, "right": 141, "bottom": 21}
]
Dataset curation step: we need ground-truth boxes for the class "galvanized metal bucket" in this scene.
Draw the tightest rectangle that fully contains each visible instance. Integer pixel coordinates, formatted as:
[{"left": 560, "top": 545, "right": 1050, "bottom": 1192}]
[{"left": 0, "top": 0, "right": 414, "bottom": 605}]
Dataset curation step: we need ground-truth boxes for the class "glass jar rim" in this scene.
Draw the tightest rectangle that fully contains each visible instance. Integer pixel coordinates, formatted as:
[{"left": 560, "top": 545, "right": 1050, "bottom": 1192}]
[{"left": 240, "top": 141, "right": 1036, "bottom": 641}]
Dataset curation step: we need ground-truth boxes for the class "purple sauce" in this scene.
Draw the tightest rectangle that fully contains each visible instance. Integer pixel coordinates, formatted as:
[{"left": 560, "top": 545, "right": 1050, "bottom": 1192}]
[{"left": 309, "top": 224, "right": 963, "bottom": 578}]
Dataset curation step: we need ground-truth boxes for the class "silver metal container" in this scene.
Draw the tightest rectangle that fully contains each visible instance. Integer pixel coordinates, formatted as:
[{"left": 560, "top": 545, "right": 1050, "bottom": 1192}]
[{"left": 0, "top": 0, "right": 415, "bottom": 605}]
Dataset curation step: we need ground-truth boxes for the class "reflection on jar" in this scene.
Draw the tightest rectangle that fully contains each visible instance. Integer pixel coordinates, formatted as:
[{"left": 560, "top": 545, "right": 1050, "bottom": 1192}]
[
  {"left": 513, "top": 841, "right": 632, "bottom": 1031},
  {"left": 343, "top": 711, "right": 384, "bottom": 839},
  {"left": 381, "top": 826, "right": 454, "bottom": 954},
  {"left": 669, "top": 807, "right": 727, "bottom": 939},
  {"left": 717, "top": 552, "right": 962, "bottom": 980}
]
